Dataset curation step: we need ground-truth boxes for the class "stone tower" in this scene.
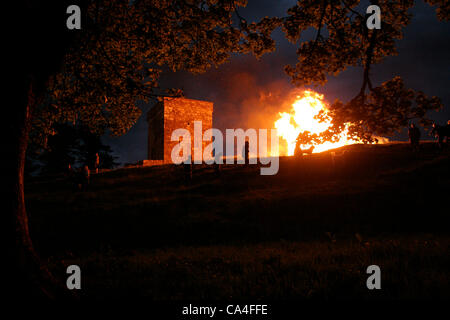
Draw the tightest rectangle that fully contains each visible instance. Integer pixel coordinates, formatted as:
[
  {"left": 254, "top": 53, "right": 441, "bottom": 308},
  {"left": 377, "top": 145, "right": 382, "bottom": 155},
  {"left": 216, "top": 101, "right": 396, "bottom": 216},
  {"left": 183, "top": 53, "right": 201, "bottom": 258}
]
[{"left": 144, "top": 97, "right": 213, "bottom": 166}]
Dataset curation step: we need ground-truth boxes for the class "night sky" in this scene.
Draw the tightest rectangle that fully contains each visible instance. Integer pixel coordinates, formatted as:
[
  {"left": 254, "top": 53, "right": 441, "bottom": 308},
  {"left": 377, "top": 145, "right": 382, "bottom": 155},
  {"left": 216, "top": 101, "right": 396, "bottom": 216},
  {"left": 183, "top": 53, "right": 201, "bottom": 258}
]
[{"left": 104, "top": 0, "right": 450, "bottom": 165}]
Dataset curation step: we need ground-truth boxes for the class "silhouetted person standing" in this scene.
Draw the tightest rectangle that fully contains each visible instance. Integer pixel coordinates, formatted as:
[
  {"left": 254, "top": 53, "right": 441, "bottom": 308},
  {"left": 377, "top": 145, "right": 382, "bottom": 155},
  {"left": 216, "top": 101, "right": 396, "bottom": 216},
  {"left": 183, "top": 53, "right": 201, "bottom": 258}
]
[
  {"left": 67, "top": 163, "right": 73, "bottom": 177},
  {"left": 66, "top": 163, "right": 75, "bottom": 188},
  {"left": 294, "top": 136, "right": 302, "bottom": 157},
  {"left": 82, "top": 165, "right": 90, "bottom": 190},
  {"left": 214, "top": 155, "right": 222, "bottom": 175},
  {"left": 212, "top": 138, "right": 222, "bottom": 176},
  {"left": 446, "top": 120, "right": 450, "bottom": 144},
  {"left": 244, "top": 140, "right": 250, "bottom": 165},
  {"left": 94, "top": 152, "right": 100, "bottom": 174},
  {"left": 408, "top": 123, "right": 421, "bottom": 152},
  {"left": 184, "top": 155, "right": 192, "bottom": 183},
  {"left": 431, "top": 123, "right": 446, "bottom": 149}
]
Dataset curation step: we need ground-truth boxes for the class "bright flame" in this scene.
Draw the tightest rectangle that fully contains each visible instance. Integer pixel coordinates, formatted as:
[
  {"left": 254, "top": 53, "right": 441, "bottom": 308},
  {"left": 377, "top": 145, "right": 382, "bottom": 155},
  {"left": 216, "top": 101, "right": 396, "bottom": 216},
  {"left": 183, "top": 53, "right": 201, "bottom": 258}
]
[{"left": 274, "top": 90, "right": 362, "bottom": 155}]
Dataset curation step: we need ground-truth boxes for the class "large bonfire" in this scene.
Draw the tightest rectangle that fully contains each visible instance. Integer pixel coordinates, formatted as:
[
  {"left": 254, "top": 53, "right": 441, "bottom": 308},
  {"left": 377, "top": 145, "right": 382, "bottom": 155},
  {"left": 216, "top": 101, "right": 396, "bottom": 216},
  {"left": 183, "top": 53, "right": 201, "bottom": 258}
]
[{"left": 274, "top": 90, "right": 370, "bottom": 156}]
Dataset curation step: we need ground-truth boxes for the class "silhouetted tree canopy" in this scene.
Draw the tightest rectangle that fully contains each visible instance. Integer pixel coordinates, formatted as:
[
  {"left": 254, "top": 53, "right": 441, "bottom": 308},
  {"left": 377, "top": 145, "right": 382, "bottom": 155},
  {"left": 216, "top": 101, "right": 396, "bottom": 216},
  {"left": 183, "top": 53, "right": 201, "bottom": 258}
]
[
  {"left": 35, "top": 123, "right": 118, "bottom": 175},
  {"left": 278, "top": 0, "right": 448, "bottom": 142},
  {"left": 32, "top": 0, "right": 278, "bottom": 149}
]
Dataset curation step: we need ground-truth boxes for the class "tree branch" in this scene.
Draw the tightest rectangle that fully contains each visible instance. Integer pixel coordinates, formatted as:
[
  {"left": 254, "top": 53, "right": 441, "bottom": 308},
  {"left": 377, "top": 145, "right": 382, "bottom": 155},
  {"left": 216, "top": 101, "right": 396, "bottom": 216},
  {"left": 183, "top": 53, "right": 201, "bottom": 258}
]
[
  {"left": 358, "top": 28, "right": 378, "bottom": 99},
  {"left": 311, "top": 0, "right": 328, "bottom": 52},
  {"left": 342, "top": 0, "right": 363, "bottom": 18}
]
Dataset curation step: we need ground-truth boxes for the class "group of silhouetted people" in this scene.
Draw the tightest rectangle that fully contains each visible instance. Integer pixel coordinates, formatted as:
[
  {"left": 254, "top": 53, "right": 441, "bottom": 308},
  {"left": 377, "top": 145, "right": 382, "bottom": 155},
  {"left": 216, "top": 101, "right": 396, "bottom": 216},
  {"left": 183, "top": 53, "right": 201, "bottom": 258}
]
[
  {"left": 408, "top": 123, "right": 421, "bottom": 152},
  {"left": 66, "top": 164, "right": 90, "bottom": 191},
  {"left": 66, "top": 153, "right": 100, "bottom": 191},
  {"left": 181, "top": 140, "right": 251, "bottom": 184},
  {"left": 408, "top": 120, "right": 450, "bottom": 151},
  {"left": 430, "top": 121, "right": 450, "bottom": 149}
]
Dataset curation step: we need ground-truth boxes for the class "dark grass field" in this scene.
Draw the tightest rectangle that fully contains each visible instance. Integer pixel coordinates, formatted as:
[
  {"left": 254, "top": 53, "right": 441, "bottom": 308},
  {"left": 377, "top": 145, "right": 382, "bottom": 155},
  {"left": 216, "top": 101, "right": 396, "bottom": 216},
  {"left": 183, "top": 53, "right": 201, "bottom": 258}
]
[{"left": 25, "top": 142, "right": 450, "bottom": 300}]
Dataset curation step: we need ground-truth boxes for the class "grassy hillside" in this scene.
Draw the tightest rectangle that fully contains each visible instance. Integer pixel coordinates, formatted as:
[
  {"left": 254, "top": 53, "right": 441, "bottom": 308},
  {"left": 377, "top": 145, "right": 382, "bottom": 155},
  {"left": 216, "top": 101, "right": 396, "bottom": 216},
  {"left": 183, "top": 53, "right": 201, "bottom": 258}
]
[{"left": 25, "top": 142, "right": 450, "bottom": 299}]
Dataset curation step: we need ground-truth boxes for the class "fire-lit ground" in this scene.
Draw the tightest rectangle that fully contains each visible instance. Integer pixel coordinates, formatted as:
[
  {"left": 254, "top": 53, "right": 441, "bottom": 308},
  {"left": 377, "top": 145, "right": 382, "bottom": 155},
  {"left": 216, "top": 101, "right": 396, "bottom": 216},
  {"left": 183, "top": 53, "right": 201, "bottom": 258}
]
[{"left": 25, "top": 142, "right": 450, "bottom": 299}]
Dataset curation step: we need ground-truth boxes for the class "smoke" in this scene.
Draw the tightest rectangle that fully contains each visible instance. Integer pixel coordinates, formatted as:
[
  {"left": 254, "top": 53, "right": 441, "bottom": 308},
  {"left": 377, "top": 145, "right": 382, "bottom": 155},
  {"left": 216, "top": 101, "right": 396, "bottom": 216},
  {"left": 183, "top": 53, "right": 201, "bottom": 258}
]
[{"left": 159, "top": 54, "right": 301, "bottom": 132}]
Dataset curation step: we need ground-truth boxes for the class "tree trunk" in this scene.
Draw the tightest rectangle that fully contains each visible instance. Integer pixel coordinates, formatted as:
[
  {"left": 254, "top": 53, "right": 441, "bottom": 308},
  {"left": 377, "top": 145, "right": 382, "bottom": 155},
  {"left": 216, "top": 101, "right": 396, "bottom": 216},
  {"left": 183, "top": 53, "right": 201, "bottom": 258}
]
[
  {"left": 7, "top": 80, "right": 68, "bottom": 301},
  {"left": 6, "top": 1, "right": 83, "bottom": 301}
]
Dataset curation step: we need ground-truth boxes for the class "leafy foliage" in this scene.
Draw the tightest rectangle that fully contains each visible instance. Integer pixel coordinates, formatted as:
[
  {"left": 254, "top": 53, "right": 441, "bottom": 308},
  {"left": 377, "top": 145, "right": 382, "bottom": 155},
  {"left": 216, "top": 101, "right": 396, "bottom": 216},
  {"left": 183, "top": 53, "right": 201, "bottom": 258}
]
[
  {"left": 32, "top": 0, "right": 278, "bottom": 148},
  {"left": 424, "top": 0, "right": 450, "bottom": 21},
  {"left": 279, "top": 0, "right": 448, "bottom": 142},
  {"left": 325, "top": 77, "right": 443, "bottom": 143},
  {"left": 36, "top": 123, "right": 119, "bottom": 175}
]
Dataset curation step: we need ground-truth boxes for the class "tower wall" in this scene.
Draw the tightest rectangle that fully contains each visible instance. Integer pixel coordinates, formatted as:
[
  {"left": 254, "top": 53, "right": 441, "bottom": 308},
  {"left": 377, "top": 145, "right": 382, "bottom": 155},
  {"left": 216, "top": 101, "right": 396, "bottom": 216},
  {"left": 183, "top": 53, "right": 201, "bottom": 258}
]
[{"left": 145, "top": 97, "right": 213, "bottom": 165}]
